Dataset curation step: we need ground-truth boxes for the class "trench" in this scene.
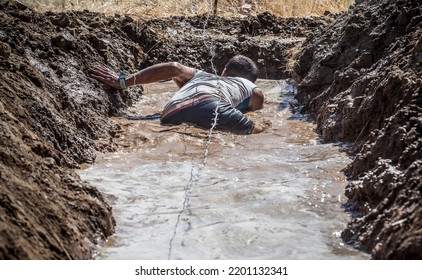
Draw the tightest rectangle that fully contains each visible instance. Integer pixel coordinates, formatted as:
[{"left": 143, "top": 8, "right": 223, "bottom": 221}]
[{"left": 78, "top": 79, "right": 369, "bottom": 259}]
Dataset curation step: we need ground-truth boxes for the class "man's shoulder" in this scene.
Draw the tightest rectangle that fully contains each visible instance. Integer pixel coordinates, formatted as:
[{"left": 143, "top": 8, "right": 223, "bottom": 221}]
[
  {"left": 192, "top": 71, "right": 256, "bottom": 88},
  {"left": 226, "top": 76, "right": 257, "bottom": 87},
  {"left": 191, "top": 70, "right": 219, "bottom": 81}
]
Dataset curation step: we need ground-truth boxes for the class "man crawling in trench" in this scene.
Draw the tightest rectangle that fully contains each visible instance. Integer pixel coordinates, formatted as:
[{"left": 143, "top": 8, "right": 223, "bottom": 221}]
[{"left": 90, "top": 55, "right": 267, "bottom": 134}]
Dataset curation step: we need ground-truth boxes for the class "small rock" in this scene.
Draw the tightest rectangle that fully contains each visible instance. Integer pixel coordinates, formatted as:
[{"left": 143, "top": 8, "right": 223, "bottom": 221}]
[
  {"left": 0, "top": 42, "right": 11, "bottom": 59},
  {"left": 51, "top": 13, "right": 70, "bottom": 28},
  {"left": 51, "top": 31, "right": 75, "bottom": 50},
  {"left": 396, "top": 12, "right": 410, "bottom": 26}
]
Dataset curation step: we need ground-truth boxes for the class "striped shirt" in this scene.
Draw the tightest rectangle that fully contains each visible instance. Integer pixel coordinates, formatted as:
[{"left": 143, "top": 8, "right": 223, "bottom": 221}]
[{"left": 162, "top": 71, "right": 257, "bottom": 117}]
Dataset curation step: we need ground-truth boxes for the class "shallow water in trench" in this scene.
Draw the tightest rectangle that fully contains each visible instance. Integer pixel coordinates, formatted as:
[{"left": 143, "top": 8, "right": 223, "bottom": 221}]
[{"left": 78, "top": 79, "right": 369, "bottom": 260}]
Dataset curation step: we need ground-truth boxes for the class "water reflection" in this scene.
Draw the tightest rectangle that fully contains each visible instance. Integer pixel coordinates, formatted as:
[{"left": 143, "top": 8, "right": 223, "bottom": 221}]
[{"left": 78, "top": 80, "right": 369, "bottom": 260}]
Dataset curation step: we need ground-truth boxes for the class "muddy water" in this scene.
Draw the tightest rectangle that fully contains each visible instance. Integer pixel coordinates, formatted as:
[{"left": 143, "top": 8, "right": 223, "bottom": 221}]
[{"left": 78, "top": 79, "right": 369, "bottom": 260}]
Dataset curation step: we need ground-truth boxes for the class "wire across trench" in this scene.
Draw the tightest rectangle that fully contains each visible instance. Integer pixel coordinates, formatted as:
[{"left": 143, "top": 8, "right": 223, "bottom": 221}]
[{"left": 167, "top": 0, "right": 223, "bottom": 260}]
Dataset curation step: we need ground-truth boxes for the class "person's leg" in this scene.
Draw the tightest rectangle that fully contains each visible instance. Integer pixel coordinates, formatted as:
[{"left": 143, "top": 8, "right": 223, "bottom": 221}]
[
  {"left": 161, "top": 96, "right": 254, "bottom": 134},
  {"left": 214, "top": 102, "right": 255, "bottom": 134},
  {"left": 160, "top": 97, "right": 219, "bottom": 129}
]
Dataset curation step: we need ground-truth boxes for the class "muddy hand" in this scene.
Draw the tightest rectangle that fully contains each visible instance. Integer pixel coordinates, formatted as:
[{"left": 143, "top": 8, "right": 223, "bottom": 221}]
[
  {"left": 261, "top": 118, "right": 272, "bottom": 131},
  {"left": 89, "top": 65, "right": 121, "bottom": 89}
]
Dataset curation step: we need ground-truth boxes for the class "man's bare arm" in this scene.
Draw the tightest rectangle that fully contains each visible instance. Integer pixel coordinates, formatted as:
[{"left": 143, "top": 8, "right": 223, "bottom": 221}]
[
  {"left": 248, "top": 88, "right": 264, "bottom": 111},
  {"left": 89, "top": 62, "right": 196, "bottom": 89},
  {"left": 248, "top": 88, "right": 267, "bottom": 133}
]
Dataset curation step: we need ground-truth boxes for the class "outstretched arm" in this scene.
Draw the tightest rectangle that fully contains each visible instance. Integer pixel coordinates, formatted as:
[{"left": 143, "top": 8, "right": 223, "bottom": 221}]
[{"left": 89, "top": 62, "right": 197, "bottom": 89}]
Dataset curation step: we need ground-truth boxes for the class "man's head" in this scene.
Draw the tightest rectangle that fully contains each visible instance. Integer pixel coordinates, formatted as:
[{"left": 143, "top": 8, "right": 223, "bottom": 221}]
[{"left": 223, "top": 55, "right": 259, "bottom": 82}]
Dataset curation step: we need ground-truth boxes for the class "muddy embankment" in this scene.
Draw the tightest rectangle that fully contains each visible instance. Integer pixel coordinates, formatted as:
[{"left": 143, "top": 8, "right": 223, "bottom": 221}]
[
  {"left": 294, "top": 0, "right": 422, "bottom": 259},
  {"left": 133, "top": 12, "right": 333, "bottom": 79},
  {"left": 0, "top": 0, "right": 331, "bottom": 259}
]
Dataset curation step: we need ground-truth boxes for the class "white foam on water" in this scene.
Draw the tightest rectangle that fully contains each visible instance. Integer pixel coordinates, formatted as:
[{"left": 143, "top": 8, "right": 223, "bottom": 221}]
[{"left": 78, "top": 79, "right": 369, "bottom": 260}]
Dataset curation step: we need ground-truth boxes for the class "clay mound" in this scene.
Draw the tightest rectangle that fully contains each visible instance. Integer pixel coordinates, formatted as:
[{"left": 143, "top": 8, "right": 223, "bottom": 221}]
[{"left": 294, "top": 0, "right": 422, "bottom": 259}]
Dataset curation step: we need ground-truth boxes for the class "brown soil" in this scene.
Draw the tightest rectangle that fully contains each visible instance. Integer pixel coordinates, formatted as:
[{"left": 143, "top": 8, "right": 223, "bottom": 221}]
[
  {"left": 2, "top": 0, "right": 420, "bottom": 260},
  {"left": 294, "top": 0, "right": 422, "bottom": 259},
  {"left": 133, "top": 12, "right": 334, "bottom": 79},
  {"left": 0, "top": 0, "right": 331, "bottom": 259}
]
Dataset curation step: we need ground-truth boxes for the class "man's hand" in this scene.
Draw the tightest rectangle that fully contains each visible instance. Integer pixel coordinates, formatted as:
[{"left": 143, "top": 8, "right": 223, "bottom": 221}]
[
  {"left": 251, "top": 119, "right": 271, "bottom": 134},
  {"left": 89, "top": 65, "right": 121, "bottom": 89}
]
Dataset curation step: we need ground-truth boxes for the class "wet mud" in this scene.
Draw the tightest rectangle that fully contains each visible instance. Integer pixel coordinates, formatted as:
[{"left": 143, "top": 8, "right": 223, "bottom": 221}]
[
  {"left": 78, "top": 80, "right": 369, "bottom": 260},
  {"left": 294, "top": 0, "right": 422, "bottom": 259},
  {"left": 1, "top": 0, "right": 420, "bottom": 259}
]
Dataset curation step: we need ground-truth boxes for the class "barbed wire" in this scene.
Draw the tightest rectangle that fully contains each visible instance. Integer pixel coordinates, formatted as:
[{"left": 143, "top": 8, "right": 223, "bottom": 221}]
[{"left": 167, "top": 0, "right": 223, "bottom": 260}]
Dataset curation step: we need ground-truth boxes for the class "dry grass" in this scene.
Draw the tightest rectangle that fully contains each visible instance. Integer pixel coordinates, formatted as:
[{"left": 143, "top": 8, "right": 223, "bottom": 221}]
[
  {"left": 283, "top": 43, "right": 302, "bottom": 79},
  {"left": 19, "top": 0, "right": 354, "bottom": 18}
]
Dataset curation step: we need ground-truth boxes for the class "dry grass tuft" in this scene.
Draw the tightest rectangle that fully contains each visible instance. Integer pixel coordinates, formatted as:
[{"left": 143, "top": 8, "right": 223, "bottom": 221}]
[
  {"left": 19, "top": 0, "right": 354, "bottom": 18},
  {"left": 282, "top": 43, "right": 303, "bottom": 80}
]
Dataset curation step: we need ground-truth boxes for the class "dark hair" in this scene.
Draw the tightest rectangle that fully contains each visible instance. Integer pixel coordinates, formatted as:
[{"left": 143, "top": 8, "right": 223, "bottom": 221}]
[{"left": 224, "top": 55, "right": 259, "bottom": 82}]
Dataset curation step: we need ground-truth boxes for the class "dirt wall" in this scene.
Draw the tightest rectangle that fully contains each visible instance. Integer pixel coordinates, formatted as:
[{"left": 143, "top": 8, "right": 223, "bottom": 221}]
[
  {"left": 0, "top": 0, "right": 146, "bottom": 259},
  {"left": 133, "top": 12, "right": 333, "bottom": 79},
  {"left": 294, "top": 0, "right": 422, "bottom": 259}
]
